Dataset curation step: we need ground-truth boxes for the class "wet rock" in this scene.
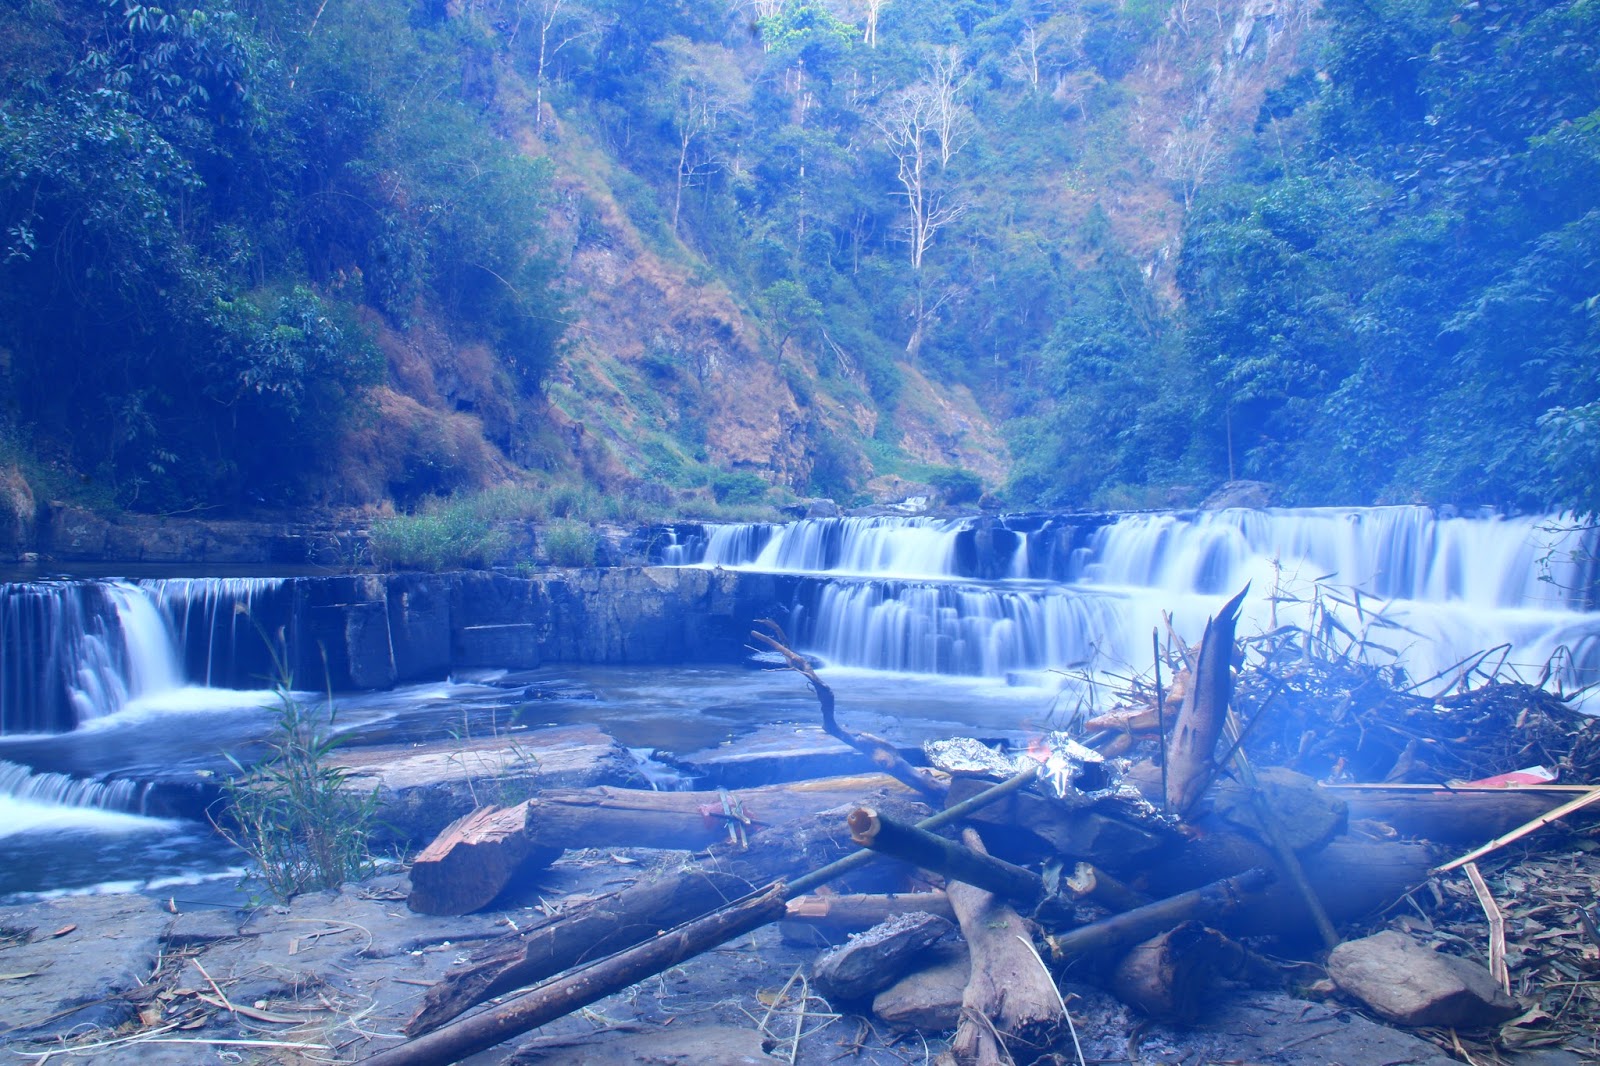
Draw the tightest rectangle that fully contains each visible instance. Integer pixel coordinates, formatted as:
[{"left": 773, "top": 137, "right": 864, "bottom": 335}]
[
  {"left": 811, "top": 911, "right": 955, "bottom": 1002},
  {"left": 873, "top": 944, "right": 970, "bottom": 1030},
  {"left": 0, "top": 894, "right": 166, "bottom": 1037},
  {"left": 662, "top": 724, "right": 875, "bottom": 788},
  {"left": 1200, "top": 480, "right": 1275, "bottom": 509},
  {"left": 1328, "top": 930, "right": 1522, "bottom": 1028},
  {"left": 161, "top": 908, "right": 247, "bottom": 949},
  {"left": 1210, "top": 766, "right": 1347, "bottom": 852},
  {"left": 335, "top": 724, "right": 646, "bottom": 845}
]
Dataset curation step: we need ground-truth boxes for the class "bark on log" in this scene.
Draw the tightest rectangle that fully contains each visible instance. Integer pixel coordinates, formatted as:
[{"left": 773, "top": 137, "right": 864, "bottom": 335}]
[
  {"left": 1046, "top": 868, "right": 1271, "bottom": 963},
  {"left": 408, "top": 773, "right": 913, "bottom": 915},
  {"left": 406, "top": 793, "right": 930, "bottom": 1035},
  {"left": 947, "top": 828, "right": 1065, "bottom": 1066},
  {"left": 365, "top": 885, "right": 789, "bottom": 1066},
  {"left": 1165, "top": 585, "right": 1248, "bottom": 817},
  {"left": 848, "top": 807, "right": 1046, "bottom": 906}
]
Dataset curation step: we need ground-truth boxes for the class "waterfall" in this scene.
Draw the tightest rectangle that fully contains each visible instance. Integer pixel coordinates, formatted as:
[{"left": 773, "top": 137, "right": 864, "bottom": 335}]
[
  {"left": 0, "top": 577, "right": 285, "bottom": 735},
  {"left": 670, "top": 507, "right": 1600, "bottom": 697}
]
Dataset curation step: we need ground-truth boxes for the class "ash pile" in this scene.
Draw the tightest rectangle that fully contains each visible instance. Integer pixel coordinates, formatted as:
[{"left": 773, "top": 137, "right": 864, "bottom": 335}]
[{"left": 371, "top": 598, "right": 1600, "bottom": 1066}]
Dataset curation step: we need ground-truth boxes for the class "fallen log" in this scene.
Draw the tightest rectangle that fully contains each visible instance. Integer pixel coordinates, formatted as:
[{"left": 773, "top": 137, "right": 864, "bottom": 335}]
[
  {"left": 1142, "top": 830, "right": 1439, "bottom": 940},
  {"left": 408, "top": 773, "right": 914, "bottom": 914},
  {"left": 373, "top": 768, "right": 1041, "bottom": 1065},
  {"left": 406, "top": 766, "right": 1041, "bottom": 1039},
  {"left": 811, "top": 910, "right": 955, "bottom": 1001},
  {"left": 406, "top": 793, "right": 928, "bottom": 1035},
  {"left": 1326, "top": 783, "right": 1579, "bottom": 844},
  {"left": 366, "top": 884, "right": 791, "bottom": 1066},
  {"left": 946, "top": 828, "right": 1065, "bottom": 1066},
  {"left": 847, "top": 806, "right": 1046, "bottom": 906}
]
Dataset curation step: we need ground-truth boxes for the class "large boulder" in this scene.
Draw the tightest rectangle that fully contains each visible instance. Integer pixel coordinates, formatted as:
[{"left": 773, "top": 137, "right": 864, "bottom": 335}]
[{"left": 1328, "top": 930, "right": 1522, "bottom": 1028}]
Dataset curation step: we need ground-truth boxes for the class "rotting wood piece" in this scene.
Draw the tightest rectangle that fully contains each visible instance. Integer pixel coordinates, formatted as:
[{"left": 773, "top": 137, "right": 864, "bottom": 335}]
[
  {"left": 946, "top": 828, "right": 1066, "bottom": 1066},
  {"left": 406, "top": 794, "right": 931, "bottom": 1035},
  {"left": 811, "top": 910, "right": 956, "bottom": 1001},
  {"left": 785, "top": 891, "right": 956, "bottom": 926},
  {"left": 407, "top": 773, "right": 915, "bottom": 915},
  {"left": 1165, "top": 585, "right": 1249, "bottom": 817},
  {"left": 848, "top": 806, "right": 1046, "bottom": 906},
  {"left": 1109, "top": 921, "right": 1278, "bottom": 1023},
  {"left": 408, "top": 805, "right": 559, "bottom": 916}
]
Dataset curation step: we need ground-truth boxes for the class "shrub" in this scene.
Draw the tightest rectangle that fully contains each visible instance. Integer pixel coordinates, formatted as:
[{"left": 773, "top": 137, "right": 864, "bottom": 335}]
[
  {"left": 215, "top": 683, "right": 377, "bottom": 902},
  {"left": 542, "top": 518, "right": 599, "bottom": 567},
  {"left": 368, "top": 502, "right": 510, "bottom": 570}
]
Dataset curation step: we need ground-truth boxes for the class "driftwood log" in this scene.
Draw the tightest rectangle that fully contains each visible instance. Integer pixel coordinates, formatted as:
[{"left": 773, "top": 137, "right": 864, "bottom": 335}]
[
  {"left": 946, "top": 828, "right": 1065, "bottom": 1065},
  {"left": 785, "top": 890, "right": 957, "bottom": 926},
  {"left": 408, "top": 773, "right": 914, "bottom": 914},
  {"left": 848, "top": 806, "right": 1047, "bottom": 907},
  {"left": 1047, "top": 867, "right": 1271, "bottom": 964}
]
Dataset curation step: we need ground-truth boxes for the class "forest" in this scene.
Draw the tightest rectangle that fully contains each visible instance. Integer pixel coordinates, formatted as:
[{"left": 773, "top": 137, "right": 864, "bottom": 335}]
[{"left": 1, "top": 0, "right": 1596, "bottom": 520}]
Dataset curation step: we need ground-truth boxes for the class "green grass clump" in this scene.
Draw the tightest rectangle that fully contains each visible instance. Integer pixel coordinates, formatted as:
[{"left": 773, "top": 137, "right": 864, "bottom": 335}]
[
  {"left": 369, "top": 500, "right": 511, "bottom": 571},
  {"left": 215, "top": 674, "right": 377, "bottom": 903},
  {"left": 542, "top": 518, "right": 599, "bottom": 567}
]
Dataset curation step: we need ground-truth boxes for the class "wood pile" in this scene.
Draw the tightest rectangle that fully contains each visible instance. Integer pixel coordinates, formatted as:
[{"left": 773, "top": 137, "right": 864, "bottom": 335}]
[{"left": 362, "top": 599, "right": 1600, "bottom": 1065}]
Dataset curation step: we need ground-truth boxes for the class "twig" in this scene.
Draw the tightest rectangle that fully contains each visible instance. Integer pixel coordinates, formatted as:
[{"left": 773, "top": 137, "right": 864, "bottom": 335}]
[
  {"left": 1153, "top": 628, "right": 1168, "bottom": 814},
  {"left": 1460, "top": 862, "right": 1510, "bottom": 994},
  {"left": 190, "top": 957, "right": 234, "bottom": 1014},
  {"left": 750, "top": 621, "right": 947, "bottom": 801}
]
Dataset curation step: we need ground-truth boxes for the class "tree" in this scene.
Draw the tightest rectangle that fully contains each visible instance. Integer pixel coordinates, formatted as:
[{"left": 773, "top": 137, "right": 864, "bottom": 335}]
[{"left": 660, "top": 37, "right": 749, "bottom": 235}]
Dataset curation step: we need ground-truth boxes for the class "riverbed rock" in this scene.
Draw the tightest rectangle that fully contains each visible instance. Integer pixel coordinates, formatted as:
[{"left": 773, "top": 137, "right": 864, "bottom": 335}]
[
  {"left": 662, "top": 724, "right": 876, "bottom": 788},
  {"left": 0, "top": 893, "right": 167, "bottom": 1037},
  {"left": 335, "top": 723, "right": 646, "bottom": 844},
  {"left": 873, "top": 944, "right": 971, "bottom": 1030},
  {"left": 1328, "top": 930, "right": 1522, "bottom": 1027}
]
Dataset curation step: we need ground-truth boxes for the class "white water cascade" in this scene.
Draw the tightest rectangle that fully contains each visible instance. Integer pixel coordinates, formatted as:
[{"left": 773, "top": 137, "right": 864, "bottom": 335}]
[
  {"left": 669, "top": 507, "right": 1600, "bottom": 700},
  {"left": 0, "top": 578, "right": 285, "bottom": 735}
]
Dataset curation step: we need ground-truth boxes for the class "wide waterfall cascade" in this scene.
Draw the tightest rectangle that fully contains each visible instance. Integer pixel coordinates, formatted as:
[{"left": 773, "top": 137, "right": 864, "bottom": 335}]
[
  {"left": 0, "top": 578, "right": 285, "bottom": 735},
  {"left": 670, "top": 508, "right": 1600, "bottom": 696}
]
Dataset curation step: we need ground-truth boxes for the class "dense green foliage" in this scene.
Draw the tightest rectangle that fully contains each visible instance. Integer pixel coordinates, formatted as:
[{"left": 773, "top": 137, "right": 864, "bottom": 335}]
[
  {"left": 3, "top": 0, "right": 1594, "bottom": 517},
  {"left": 0, "top": 0, "right": 562, "bottom": 511},
  {"left": 1013, "top": 0, "right": 1600, "bottom": 513}
]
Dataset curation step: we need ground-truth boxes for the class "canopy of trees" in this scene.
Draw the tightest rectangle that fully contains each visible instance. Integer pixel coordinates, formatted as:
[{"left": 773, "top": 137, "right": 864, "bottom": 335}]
[{"left": 2, "top": 0, "right": 1595, "bottom": 518}]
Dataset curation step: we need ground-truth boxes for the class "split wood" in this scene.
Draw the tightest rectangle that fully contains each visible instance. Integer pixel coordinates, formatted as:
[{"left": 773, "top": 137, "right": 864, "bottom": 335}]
[
  {"left": 1461, "top": 861, "right": 1510, "bottom": 995},
  {"left": 361, "top": 766, "right": 1040, "bottom": 1066}
]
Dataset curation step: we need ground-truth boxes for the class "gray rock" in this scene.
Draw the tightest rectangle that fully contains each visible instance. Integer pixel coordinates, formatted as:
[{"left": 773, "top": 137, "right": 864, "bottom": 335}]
[
  {"left": 872, "top": 945, "right": 970, "bottom": 1031},
  {"left": 1328, "top": 930, "right": 1522, "bottom": 1028},
  {"left": 335, "top": 723, "right": 645, "bottom": 845}
]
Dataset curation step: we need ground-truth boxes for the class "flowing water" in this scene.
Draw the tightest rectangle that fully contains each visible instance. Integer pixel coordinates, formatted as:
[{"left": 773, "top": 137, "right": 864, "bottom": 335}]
[{"left": 2, "top": 507, "right": 1595, "bottom": 900}]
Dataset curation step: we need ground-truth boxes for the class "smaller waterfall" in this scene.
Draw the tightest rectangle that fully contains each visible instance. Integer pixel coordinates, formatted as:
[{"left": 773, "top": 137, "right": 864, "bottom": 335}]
[
  {"left": 0, "top": 758, "right": 162, "bottom": 838},
  {"left": 0, "top": 577, "right": 287, "bottom": 735},
  {"left": 0, "top": 582, "right": 181, "bottom": 734}
]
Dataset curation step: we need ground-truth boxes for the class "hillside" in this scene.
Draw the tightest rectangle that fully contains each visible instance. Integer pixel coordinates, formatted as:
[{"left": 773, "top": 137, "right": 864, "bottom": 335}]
[{"left": 2, "top": 0, "right": 1596, "bottom": 536}]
